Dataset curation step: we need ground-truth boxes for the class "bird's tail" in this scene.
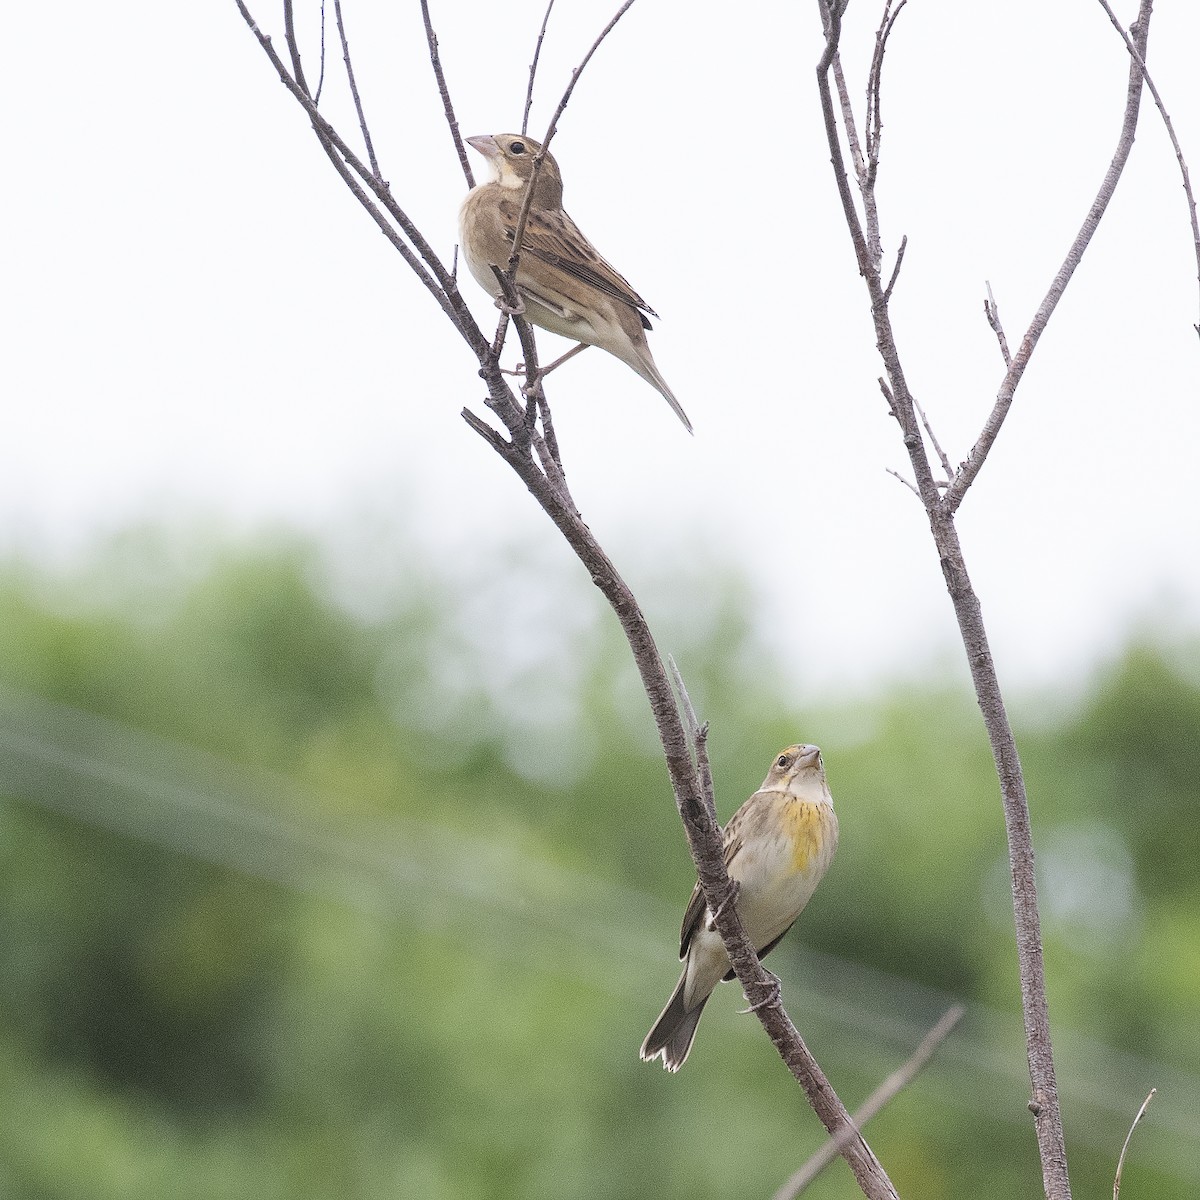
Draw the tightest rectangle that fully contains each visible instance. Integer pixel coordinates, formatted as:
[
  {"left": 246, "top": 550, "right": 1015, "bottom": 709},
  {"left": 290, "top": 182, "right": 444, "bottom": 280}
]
[
  {"left": 639, "top": 969, "right": 709, "bottom": 1072},
  {"left": 641, "top": 358, "right": 693, "bottom": 434},
  {"left": 621, "top": 342, "right": 693, "bottom": 434}
]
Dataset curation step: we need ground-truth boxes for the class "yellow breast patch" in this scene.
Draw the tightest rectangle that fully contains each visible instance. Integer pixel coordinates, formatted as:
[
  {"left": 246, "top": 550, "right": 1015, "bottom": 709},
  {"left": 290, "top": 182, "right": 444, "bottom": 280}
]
[{"left": 783, "top": 800, "right": 831, "bottom": 873}]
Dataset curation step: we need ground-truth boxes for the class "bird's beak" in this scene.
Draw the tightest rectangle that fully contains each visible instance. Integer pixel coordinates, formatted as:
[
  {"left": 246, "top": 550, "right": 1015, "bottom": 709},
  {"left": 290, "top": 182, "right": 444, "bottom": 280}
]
[
  {"left": 796, "top": 746, "right": 821, "bottom": 769},
  {"left": 465, "top": 134, "right": 501, "bottom": 159}
]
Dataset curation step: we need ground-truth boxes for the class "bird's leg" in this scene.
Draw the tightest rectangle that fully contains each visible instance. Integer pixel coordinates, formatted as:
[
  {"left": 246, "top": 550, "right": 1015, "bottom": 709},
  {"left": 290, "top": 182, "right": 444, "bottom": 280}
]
[
  {"left": 739, "top": 971, "right": 782, "bottom": 1014},
  {"left": 499, "top": 343, "right": 588, "bottom": 382},
  {"left": 539, "top": 342, "right": 590, "bottom": 376}
]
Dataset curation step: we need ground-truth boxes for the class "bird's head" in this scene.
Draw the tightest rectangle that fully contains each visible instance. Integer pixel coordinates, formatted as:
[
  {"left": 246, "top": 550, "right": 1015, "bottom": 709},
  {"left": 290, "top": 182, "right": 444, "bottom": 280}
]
[
  {"left": 760, "top": 744, "right": 827, "bottom": 797},
  {"left": 465, "top": 133, "right": 564, "bottom": 206}
]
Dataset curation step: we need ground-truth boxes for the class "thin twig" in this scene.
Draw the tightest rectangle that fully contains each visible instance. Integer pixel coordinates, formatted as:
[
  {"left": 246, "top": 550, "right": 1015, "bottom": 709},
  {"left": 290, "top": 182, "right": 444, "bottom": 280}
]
[
  {"left": 865, "top": 0, "right": 906, "bottom": 184},
  {"left": 885, "top": 467, "right": 919, "bottom": 497},
  {"left": 314, "top": 0, "right": 327, "bottom": 105},
  {"left": 832, "top": 55, "right": 878, "bottom": 268},
  {"left": 833, "top": 57, "right": 867, "bottom": 185},
  {"left": 484, "top": 269, "right": 574, "bottom": 494},
  {"left": 984, "top": 281, "right": 1013, "bottom": 368},
  {"left": 1095, "top": 0, "right": 1200, "bottom": 335},
  {"left": 1112, "top": 1088, "right": 1155, "bottom": 1200},
  {"left": 522, "top": 0, "right": 556, "bottom": 136},
  {"left": 773, "top": 1005, "right": 966, "bottom": 1200},
  {"left": 418, "top": 0, "right": 474, "bottom": 187},
  {"left": 282, "top": 0, "right": 310, "bottom": 94},
  {"left": 333, "top": 0, "right": 381, "bottom": 179},
  {"left": 667, "top": 656, "right": 716, "bottom": 823},
  {"left": 881, "top": 234, "right": 907, "bottom": 304},
  {"left": 946, "top": 3, "right": 1154, "bottom": 513},
  {"left": 913, "top": 394, "right": 952, "bottom": 481}
]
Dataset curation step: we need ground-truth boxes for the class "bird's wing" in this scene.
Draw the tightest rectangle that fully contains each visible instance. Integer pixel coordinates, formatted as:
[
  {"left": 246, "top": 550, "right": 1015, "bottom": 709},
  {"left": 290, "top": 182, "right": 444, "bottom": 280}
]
[
  {"left": 500, "top": 199, "right": 659, "bottom": 325},
  {"left": 677, "top": 819, "right": 744, "bottom": 957}
]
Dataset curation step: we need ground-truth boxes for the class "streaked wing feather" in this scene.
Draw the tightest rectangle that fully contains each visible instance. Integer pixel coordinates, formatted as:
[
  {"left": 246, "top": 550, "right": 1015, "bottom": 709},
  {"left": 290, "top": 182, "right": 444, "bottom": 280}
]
[{"left": 503, "top": 205, "right": 658, "bottom": 320}]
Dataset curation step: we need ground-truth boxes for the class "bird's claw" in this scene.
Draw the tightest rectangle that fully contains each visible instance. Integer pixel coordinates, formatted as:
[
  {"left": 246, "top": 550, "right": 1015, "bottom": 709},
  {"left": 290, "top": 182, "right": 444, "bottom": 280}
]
[
  {"left": 495, "top": 295, "right": 525, "bottom": 317},
  {"left": 738, "top": 971, "right": 782, "bottom": 1015}
]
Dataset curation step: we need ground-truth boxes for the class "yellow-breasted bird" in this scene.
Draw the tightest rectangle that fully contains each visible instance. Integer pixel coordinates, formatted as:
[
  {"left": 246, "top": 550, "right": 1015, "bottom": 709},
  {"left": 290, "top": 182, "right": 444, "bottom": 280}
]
[
  {"left": 459, "top": 133, "right": 692, "bottom": 433},
  {"left": 640, "top": 744, "right": 839, "bottom": 1071}
]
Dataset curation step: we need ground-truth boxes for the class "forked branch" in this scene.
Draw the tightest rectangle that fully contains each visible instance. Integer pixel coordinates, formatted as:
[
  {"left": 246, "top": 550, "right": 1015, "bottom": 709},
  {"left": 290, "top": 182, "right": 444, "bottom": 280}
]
[
  {"left": 815, "top": 2, "right": 1160, "bottom": 1197},
  {"left": 946, "top": 4, "right": 1153, "bottom": 512}
]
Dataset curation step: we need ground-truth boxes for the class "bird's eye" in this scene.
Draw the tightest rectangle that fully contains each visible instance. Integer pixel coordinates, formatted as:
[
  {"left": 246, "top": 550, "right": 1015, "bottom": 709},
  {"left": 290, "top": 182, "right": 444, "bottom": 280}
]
[
  {"left": 510, "top": 140, "right": 526, "bottom": 155},
  {"left": 776, "top": 754, "right": 789, "bottom": 768}
]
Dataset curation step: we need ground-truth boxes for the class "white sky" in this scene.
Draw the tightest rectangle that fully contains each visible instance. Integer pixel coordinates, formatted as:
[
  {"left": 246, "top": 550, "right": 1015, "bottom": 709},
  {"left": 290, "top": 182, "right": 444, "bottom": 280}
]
[{"left": 2, "top": 0, "right": 1198, "bottom": 700}]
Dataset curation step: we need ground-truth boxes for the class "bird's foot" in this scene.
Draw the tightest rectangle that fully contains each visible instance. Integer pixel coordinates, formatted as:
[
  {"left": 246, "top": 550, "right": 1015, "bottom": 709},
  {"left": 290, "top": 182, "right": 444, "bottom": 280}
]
[
  {"left": 738, "top": 971, "right": 782, "bottom": 1015},
  {"left": 539, "top": 342, "right": 590, "bottom": 377},
  {"left": 494, "top": 295, "right": 526, "bottom": 317}
]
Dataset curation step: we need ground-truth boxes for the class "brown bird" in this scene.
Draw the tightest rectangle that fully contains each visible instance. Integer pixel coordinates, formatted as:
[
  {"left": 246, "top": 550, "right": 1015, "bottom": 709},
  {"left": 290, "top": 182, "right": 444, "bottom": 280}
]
[
  {"left": 458, "top": 133, "right": 691, "bottom": 432},
  {"left": 640, "top": 744, "right": 839, "bottom": 1071}
]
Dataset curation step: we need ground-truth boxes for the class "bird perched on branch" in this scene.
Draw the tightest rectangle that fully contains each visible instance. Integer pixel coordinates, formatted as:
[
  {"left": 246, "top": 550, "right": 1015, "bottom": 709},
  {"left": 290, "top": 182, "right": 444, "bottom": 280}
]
[
  {"left": 459, "top": 133, "right": 692, "bottom": 433},
  {"left": 640, "top": 744, "right": 839, "bottom": 1071}
]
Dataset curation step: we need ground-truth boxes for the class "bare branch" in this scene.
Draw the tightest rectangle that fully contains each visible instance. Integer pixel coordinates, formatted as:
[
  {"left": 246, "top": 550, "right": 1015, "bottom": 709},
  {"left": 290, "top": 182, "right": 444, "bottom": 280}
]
[
  {"left": 773, "top": 1005, "right": 965, "bottom": 1200},
  {"left": 1113, "top": 1088, "right": 1156, "bottom": 1200},
  {"left": 667, "top": 655, "right": 716, "bottom": 822},
  {"left": 866, "top": 0, "right": 906, "bottom": 181},
  {"left": 946, "top": 2, "right": 1154, "bottom": 513},
  {"left": 485, "top": 269, "right": 572, "bottom": 491},
  {"left": 984, "top": 280, "right": 1013, "bottom": 368},
  {"left": 522, "top": 0, "right": 557, "bottom": 136},
  {"left": 833, "top": 57, "right": 867, "bottom": 185},
  {"left": 1095, "top": 0, "right": 1200, "bottom": 335},
  {"left": 885, "top": 467, "right": 919, "bottom": 498},
  {"left": 281, "top": 0, "right": 310, "bottom": 95},
  {"left": 832, "top": 55, "right": 879, "bottom": 268},
  {"left": 881, "top": 234, "right": 907, "bottom": 304},
  {"left": 334, "top": 0, "right": 381, "bottom": 179},
  {"left": 913, "top": 395, "right": 952, "bottom": 481},
  {"left": 815, "top": 2, "right": 1108, "bottom": 1194},
  {"left": 314, "top": 0, "right": 327, "bottom": 106},
  {"left": 419, "top": 0, "right": 474, "bottom": 188}
]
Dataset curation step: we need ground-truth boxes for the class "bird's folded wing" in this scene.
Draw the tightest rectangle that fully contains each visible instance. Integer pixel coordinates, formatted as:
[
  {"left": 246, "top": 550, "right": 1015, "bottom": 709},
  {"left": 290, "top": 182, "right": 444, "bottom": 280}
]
[
  {"left": 677, "top": 822, "right": 743, "bottom": 956},
  {"left": 505, "top": 206, "right": 659, "bottom": 321}
]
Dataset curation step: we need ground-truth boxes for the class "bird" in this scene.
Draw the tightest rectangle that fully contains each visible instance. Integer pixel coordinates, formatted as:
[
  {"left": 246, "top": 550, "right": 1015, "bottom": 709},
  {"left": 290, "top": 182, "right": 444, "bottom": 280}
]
[
  {"left": 640, "top": 744, "right": 839, "bottom": 1071},
  {"left": 458, "top": 132, "right": 692, "bottom": 433}
]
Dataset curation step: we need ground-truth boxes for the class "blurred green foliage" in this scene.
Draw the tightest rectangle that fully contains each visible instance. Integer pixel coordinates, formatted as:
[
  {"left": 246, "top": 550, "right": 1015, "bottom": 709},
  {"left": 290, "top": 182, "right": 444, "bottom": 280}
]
[{"left": 0, "top": 530, "right": 1196, "bottom": 1199}]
